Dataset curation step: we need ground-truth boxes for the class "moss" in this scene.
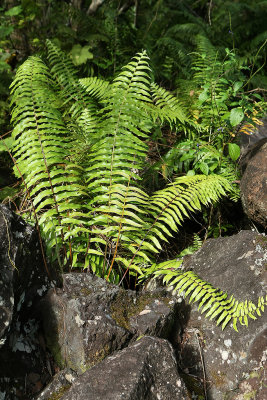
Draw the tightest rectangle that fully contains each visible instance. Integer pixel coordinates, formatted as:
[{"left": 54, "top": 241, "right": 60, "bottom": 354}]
[
  {"left": 110, "top": 289, "right": 171, "bottom": 330},
  {"left": 64, "top": 356, "right": 86, "bottom": 374},
  {"left": 179, "top": 372, "right": 204, "bottom": 398},
  {"left": 85, "top": 344, "right": 110, "bottom": 370},
  {"left": 80, "top": 287, "right": 92, "bottom": 296},
  {"left": 47, "top": 384, "right": 71, "bottom": 400},
  {"left": 243, "top": 390, "right": 257, "bottom": 400},
  {"left": 210, "top": 369, "right": 227, "bottom": 387},
  {"left": 255, "top": 234, "right": 267, "bottom": 250}
]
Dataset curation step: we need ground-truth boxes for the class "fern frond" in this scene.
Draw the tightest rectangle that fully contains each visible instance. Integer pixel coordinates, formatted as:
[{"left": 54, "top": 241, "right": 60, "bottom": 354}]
[
  {"left": 191, "top": 35, "right": 221, "bottom": 87},
  {"left": 10, "top": 56, "right": 89, "bottom": 266},
  {"left": 150, "top": 82, "right": 188, "bottom": 125},
  {"left": 142, "top": 175, "right": 231, "bottom": 253},
  {"left": 152, "top": 261, "right": 267, "bottom": 331},
  {"left": 83, "top": 51, "right": 154, "bottom": 270},
  {"left": 79, "top": 77, "right": 110, "bottom": 103},
  {"left": 46, "top": 40, "right": 96, "bottom": 127}
]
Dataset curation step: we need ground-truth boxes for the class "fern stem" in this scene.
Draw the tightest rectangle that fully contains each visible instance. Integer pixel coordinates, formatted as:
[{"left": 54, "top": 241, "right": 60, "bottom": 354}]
[{"left": 106, "top": 168, "right": 132, "bottom": 281}]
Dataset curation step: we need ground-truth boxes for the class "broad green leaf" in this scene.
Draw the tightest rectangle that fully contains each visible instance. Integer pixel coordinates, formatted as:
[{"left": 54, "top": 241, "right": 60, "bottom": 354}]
[
  {"left": 228, "top": 143, "right": 240, "bottom": 161},
  {"left": 5, "top": 6, "right": 23, "bottom": 16},
  {"left": 199, "top": 90, "right": 209, "bottom": 103},
  {"left": 199, "top": 162, "right": 209, "bottom": 175},
  {"left": 0, "top": 137, "right": 14, "bottom": 152},
  {"left": 0, "top": 26, "right": 13, "bottom": 38},
  {"left": 230, "top": 107, "right": 244, "bottom": 126},
  {"left": 233, "top": 81, "right": 243, "bottom": 93}
]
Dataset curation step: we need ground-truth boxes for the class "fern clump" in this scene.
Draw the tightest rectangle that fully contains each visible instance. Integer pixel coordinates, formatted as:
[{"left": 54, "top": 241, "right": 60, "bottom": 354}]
[{"left": 9, "top": 42, "right": 266, "bottom": 330}]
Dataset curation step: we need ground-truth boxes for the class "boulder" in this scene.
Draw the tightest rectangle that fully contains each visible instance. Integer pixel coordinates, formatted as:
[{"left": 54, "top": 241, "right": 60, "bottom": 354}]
[
  {"left": 39, "top": 273, "right": 181, "bottom": 374},
  {"left": 238, "top": 117, "right": 267, "bottom": 168},
  {"left": 59, "top": 336, "right": 189, "bottom": 400},
  {"left": 180, "top": 230, "right": 267, "bottom": 399},
  {"left": 0, "top": 204, "right": 57, "bottom": 399},
  {"left": 238, "top": 117, "right": 267, "bottom": 228},
  {"left": 226, "top": 358, "right": 267, "bottom": 400},
  {"left": 240, "top": 141, "right": 267, "bottom": 228}
]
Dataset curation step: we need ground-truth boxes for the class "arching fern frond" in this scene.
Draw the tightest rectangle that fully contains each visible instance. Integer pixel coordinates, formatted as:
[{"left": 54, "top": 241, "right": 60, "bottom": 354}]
[
  {"left": 141, "top": 175, "right": 231, "bottom": 254},
  {"left": 46, "top": 39, "right": 96, "bottom": 127},
  {"left": 10, "top": 56, "right": 89, "bottom": 267},
  {"left": 152, "top": 261, "right": 267, "bottom": 331},
  {"left": 79, "top": 77, "right": 111, "bottom": 103},
  {"left": 150, "top": 82, "right": 188, "bottom": 125}
]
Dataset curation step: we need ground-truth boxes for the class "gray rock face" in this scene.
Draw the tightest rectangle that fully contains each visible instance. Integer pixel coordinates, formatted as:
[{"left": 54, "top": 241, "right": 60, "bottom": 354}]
[
  {"left": 227, "top": 358, "right": 267, "bottom": 400},
  {"left": 0, "top": 204, "right": 57, "bottom": 399},
  {"left": 60, "top": 336, "right": 188, "bottom": 400},
  {"left": 238, "top": 117, "right": 267, "bottom": 228},
  {"left": 40, "top": 273, "right": 181, "bottom": 374},
  {"left": 181, "top": 230, "right": 267, "bottom": 399},
  {"left": 0, "top": 204, "right": 57, "bottom": 344}
]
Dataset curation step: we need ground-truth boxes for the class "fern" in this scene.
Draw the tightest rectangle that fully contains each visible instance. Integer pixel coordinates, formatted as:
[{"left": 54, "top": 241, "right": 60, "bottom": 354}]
[
  {"left": 9, "top": 44, "right": 265, "bottom": 330},
  {"left": 10, "top": 56, "right": 89, "bottom": 267},
  {"left": 142, "top": 175, "right": 231, "bottom": 254},
  {"left": 79, "top": 77, "right": 111, "bottom": 103},
  {"left": 151, "top": 260, "right": 267, "bottom": 331},
  {"left": 150, "top": 82, "right": 188, "bottom": 125}
]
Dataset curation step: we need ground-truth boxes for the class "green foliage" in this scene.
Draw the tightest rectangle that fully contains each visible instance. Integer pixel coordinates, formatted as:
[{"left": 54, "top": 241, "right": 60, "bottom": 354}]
[
  {"left": 10, "top": 56, "right": 89, "bottom": 268},
  {"left": 145, "top": 36, "right": 265, "bottom": 208},
  {"left": 9, "top": 43, "right": 266, "bottom": 331},
  {"left": 150, "top": 260, "right": 267, "bottom": 332}
]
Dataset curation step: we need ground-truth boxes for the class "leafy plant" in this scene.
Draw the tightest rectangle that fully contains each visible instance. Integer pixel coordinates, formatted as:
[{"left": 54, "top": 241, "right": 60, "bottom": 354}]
[
  {"left": 9, "top": 43, "right": 266, "bottom": 330},
  {"left": 149, "top": 259, "right": 267, "bottom": 332}
]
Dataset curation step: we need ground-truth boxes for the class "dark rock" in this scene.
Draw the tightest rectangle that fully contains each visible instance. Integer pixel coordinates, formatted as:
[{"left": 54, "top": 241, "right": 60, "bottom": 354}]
[
  {"left": 240, "top": 141, "right": 267, "bottom": 228},
  {"left": 0, "top": 204, "right": 57, "bottom": 399},
  {"left": 39, "top": 273, "right": 181, "bottom": 374},
  {"left": 180, "top": 230, "right": 267, "bottom": 399},
  {"left": 237, "top": 117, "right": 267, "bottom": 228},
  {"left": 59, "top": 336, "right": 189, "bottom": 400},
  {"left": 226, "top": 358, "right": 267, "bottom": 400},
  {"left": 34, "top": 369, "right": 74, "bottom": 400},
  {"left": 238, "top": 117, "right": 267, "bottom": 173}
]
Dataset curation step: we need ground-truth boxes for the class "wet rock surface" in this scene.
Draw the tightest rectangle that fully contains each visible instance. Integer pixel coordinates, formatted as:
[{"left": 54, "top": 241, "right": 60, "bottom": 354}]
[{"left": 181, "top": 230, "right": 267, "bottom": 399}]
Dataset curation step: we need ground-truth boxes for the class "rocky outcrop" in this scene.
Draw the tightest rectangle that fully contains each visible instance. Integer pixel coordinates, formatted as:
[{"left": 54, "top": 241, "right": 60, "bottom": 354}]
[
  {"left": 57, "top": 336, "right": 188, "bottom": 400},
  {"left": 39, "top": 273, "right": 181, "bottom": 374},
  {"left": 0, "top": 204, "right": 58, "bottom": 399},
  {"left": 239, "top": 117, "right": 267, "bottom": 228},
  {"left": 1, "top": 204, "right": 266, "bottom": 400},
  {"left": 180, "top": 230, "right": 267, "bottom": 399}
]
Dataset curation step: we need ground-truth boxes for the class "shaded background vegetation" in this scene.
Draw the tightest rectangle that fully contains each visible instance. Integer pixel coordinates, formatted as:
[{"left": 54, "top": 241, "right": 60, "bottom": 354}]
[{"left": 1, "top": 1, "right": 266, "bottom": 115}]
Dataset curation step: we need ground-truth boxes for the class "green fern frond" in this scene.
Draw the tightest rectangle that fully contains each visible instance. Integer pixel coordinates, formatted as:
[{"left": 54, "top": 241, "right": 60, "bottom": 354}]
[
  {"left": 46, "top": 40, "right": 96, "bottom": 124},
  {"left": 152, "top": 260, "right": 267, "bottom": 331},
  {"left": 150, "top": 82, "right": 188, "bottom": 125},
  {"left": 79, "top": 77, "right": 110, "bottom": 103},
  {"left": 83, "top": 51, "right": 153, "bottom": 266},
  {"left": 167, "top": 23, "right": 206, "bottom": 39},
  {"left": 191, "top": 35, "right": 222, "bottom": 87},
  {"left": 10, "top": 56, "right": 89, "bottom": 266},
  {"left": 142, "top": 175, "right": 231, "bottom": 253}
]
